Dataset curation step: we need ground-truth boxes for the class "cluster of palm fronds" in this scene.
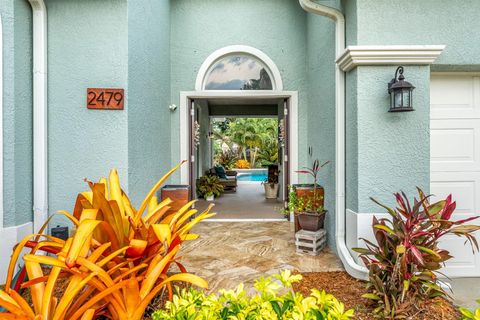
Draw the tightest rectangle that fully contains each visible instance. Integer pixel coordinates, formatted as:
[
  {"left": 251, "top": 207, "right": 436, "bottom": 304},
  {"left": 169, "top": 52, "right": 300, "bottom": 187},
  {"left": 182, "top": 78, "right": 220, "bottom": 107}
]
[{"left": 212, "top": 118, "right": 279, "bottom": 168}]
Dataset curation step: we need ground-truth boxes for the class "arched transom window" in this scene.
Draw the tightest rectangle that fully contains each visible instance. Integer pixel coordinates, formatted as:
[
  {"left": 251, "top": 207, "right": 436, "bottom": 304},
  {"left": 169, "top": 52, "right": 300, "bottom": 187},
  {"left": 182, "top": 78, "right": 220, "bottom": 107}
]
[
  {"left": 205, "top": 54, "right": 273, "bottom": 90},
  {"left": 196, "top": 45, "right": 283, "bottom": 91}
]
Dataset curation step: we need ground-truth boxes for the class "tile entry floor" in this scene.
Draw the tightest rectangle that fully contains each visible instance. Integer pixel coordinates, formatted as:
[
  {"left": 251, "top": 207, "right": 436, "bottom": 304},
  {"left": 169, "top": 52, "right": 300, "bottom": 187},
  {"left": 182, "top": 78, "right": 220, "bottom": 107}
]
[
  {"left": 194, "top": 181, "right": 283, "bottom": 220},
  {"left": 180, "top": 221, "right": 343, "bottom": 292},
  {"left": 179, "top": 221, "right": 479, "bottom": 309}
]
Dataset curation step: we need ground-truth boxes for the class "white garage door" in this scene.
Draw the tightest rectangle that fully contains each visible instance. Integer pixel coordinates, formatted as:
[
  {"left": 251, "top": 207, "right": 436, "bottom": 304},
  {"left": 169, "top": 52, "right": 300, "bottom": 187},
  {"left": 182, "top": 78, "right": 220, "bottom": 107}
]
[{"left": 430, "top": 73, "right": 480, "bottom": 277}]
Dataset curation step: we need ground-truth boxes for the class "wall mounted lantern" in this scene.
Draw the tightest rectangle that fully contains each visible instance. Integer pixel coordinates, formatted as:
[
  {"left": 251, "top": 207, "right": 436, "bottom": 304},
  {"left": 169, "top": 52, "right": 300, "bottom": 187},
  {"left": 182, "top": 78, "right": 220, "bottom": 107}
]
[{"left": 388, "top": 66, "right": 415, "bottom": 112}]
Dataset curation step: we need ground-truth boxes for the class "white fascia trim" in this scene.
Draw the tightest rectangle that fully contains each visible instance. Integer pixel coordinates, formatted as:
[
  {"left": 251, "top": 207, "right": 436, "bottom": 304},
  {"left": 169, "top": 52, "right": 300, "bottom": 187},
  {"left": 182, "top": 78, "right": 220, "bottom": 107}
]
[
  {"left": 0, "top": 15, "right": 3, "bottom": 228},
  {"left": 28, "top": 0, "right": 48, "bottom": 233},
  {"left": 195, "top": 45, "right": 284, "bottom": 91},
  {"left": 336, "top": 45, "right": 446, "bottom": 72},
  {"left": 299, "top": 0, "right": 368, "bottom": 280}
]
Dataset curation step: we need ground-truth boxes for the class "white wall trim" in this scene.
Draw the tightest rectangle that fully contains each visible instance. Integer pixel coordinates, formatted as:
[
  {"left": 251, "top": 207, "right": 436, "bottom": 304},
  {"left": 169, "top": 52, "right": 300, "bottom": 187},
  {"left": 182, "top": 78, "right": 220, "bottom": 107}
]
[
  {"left": 300, "top": 0, "right": 369, "bottom": 280},
  {"left": 28, "top": 0, "right": 48, "bottom": 233},
  {"left": 345, "top": 209, "right": 390, "bottom": 263},
  {"left": 179, "top": 90, "right": 298, "bottom": 187},
  {"left": 0, "top": 15, "right": 4, "bottom": 228},
  {"left": 195, "top": 45, "right": 284, "bottom": 91},
  {"left": 0, "top": 222, "right": 33, "bottom": 282},
  {"left": 336, "top": 45, "right": 446, "bottom": 72}
]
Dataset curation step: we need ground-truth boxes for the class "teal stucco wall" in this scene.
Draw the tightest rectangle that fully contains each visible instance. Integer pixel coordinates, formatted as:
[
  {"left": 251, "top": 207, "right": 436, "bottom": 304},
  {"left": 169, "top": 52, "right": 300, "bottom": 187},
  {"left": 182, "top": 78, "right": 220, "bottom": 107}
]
[
  {"left": 46, "top": 0, "right": 129, "bottom": 226},
  {"left": 127, "top": 0, "right": 172, "bottom": 206},
  {"left": 355, "top": 66, "right": 431, "bottom": 213},
  {"left": 170, "top": 0, "right": 309, "bottom": 182},
  {"left": 343, "top": 0, "right": 480, "bottom": 213},
  {"left": 306, "top": 9, "right": 337, "bottom": 249},
  {"left": 355, "top": 0, "right": 480, "bottom": 68},
  {"left": 0, "top": 0, "right": 33, "bottom": 227}
]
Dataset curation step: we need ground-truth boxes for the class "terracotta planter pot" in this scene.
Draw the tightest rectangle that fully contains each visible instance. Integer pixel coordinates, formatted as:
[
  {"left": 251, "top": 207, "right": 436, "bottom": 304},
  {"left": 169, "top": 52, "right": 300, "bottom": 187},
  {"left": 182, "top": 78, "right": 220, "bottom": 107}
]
[
  {"left": 294, "top": 184, "right": 324, "bottom": 208},
  {"left": 297, "top": 211, "right": 327, "bottom": 232}
]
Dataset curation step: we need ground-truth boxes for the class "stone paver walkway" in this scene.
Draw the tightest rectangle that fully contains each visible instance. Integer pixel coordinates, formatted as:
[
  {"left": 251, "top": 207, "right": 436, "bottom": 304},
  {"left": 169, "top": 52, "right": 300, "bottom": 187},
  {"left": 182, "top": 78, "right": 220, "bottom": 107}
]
[{"left": 180, "top": 221, "right": 343, "bottom": 292}]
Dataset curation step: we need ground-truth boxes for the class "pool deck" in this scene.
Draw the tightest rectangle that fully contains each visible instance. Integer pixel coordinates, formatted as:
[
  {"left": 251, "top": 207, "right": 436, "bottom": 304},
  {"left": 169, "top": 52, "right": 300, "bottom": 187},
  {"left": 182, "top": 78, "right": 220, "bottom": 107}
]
[{"left": 194, "top": 181, "right": 283, "bottom": 220}]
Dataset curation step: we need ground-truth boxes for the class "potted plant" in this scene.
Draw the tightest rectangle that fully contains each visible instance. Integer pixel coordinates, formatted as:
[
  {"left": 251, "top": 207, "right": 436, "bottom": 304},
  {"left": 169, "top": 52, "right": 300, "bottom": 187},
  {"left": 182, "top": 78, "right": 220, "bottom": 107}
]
[
  {"left": 262, "top": 164, "right": 279, "bottom": 199},
  {"left": 197, "top": 175, "right": 224, "bottom": 201},
  {"left": 294, "top": 147, "right": 329, "bottom": 208},
  {"left": 294, "top": 150, "right": 329, "bottom": 231}
]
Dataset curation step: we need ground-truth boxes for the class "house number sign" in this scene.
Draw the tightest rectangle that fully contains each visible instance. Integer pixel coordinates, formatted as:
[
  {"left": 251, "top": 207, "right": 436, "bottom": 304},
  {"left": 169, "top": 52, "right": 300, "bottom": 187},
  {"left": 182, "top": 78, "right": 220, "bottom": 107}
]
[{"left": 87, "top": 88, "right": 124, "bottom": 110}]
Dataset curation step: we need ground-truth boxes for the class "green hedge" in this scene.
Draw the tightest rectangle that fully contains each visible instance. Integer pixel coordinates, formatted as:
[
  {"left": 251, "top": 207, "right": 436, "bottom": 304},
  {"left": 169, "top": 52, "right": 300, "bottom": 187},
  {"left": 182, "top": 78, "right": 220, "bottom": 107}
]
[{"left": 153, "top": 270, "right": 354, "bottom": 320}]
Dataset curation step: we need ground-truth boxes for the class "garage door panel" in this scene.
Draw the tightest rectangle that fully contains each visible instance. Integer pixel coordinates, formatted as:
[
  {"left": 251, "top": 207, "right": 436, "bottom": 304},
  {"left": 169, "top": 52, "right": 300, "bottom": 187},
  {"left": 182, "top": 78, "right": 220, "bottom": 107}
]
[
  {"left": 431, "top": 120, "right": 480, "bottom": 172},
  {"left": 430, "top": 73, "right": 480, "bottom": 277},
  {"left": 431, "top": 75, "right": 480, "bottom": 119},
  {"left": 430, "top": 174, "right": 478, "bottom": 215},
  {"left": 439, "top": 233, "right": 480, "bottom": 277}
]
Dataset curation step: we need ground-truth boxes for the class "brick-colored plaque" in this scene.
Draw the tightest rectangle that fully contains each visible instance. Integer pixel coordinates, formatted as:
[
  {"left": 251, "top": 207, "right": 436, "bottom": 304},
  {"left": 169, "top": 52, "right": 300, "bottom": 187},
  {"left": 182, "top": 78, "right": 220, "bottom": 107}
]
[{"left": 87, "top": 88, "right": 124, "bottom": 110}]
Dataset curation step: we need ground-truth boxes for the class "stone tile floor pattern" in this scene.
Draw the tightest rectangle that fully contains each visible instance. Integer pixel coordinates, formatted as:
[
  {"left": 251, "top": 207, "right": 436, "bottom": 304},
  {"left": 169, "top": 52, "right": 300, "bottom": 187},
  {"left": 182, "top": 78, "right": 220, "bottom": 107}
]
[{"left": 180, "top": 221, "right": 343, "bottom": 292}]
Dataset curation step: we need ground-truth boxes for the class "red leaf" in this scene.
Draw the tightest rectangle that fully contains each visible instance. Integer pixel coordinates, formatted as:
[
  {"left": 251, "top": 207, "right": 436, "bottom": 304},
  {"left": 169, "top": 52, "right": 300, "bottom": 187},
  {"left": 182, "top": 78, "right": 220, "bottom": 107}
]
[
  {"left": 441, "top": 200, "right": 456, "bottom": 220},
  {"left": 454, "top": 215, "right": 480, "bottom": 225},
  {"left": 410, "top": 245, "right": 424, "bottom": 266}
]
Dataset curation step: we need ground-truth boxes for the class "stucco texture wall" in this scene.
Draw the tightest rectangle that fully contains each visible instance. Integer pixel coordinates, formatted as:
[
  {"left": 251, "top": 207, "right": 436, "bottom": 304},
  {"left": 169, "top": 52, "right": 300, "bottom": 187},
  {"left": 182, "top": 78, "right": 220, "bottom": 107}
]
[
  {"left": 46, "top": 0, "right": 128, "bottom": 226},
  {"left": 355, "top": 0, "right": 480, "bottom": 68},
  {"left": 306, "top": 10, "right": 337, "bottom": 249},
  {"left": 0, "top": 0, "right": 33, "bottom": 227},
  {"left": 127, "top": 0, "right": 172, "bottom": 206},
  {"left": 355, "top": 66, "right": 431, "bottom": 213},
  {"left": 169, "top": 0, "right": 309, "bottom": 182}
]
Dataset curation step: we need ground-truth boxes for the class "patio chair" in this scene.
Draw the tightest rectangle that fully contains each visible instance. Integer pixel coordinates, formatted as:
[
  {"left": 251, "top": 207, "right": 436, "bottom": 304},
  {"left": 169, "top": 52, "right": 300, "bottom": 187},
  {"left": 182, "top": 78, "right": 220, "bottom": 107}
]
[{"left": 206, "top": 167, "right": 238, "bottom": 192}]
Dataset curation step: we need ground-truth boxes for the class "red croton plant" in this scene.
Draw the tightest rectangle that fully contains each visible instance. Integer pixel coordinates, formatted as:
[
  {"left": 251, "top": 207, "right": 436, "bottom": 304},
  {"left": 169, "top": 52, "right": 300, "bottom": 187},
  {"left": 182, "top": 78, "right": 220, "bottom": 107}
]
[{"left": 354, "top": 188, "right": 480, "bottom": 318}]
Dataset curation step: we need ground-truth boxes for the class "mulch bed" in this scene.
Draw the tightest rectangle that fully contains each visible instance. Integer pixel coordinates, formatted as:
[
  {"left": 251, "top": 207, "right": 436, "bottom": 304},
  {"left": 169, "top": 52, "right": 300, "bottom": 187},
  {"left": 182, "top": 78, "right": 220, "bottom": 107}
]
[
  {"left": 293, "top": 271, "right": 460, "bottom": 320},
  {"left": 3, "top": 269, "right": 460, "bottom": 319}
]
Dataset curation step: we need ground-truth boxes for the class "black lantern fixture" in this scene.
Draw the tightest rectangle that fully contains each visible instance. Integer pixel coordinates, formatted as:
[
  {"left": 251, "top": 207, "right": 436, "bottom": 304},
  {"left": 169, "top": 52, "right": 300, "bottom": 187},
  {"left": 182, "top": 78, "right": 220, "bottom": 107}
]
[{"left": 388, "top": 66, "right": 415, "bottom": 112}]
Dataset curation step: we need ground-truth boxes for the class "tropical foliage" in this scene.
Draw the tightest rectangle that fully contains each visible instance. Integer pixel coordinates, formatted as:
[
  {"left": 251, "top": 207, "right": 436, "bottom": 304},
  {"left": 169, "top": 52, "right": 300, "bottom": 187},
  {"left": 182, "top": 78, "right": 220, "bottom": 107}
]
[
  {"left": 0, "top": 162, "right": 214, "bottom": 320},
  {"left": 212, "top": 118, "right": 279, "bottom": 169},
  {"left": 196, "top": 175, "right": 224, "bottom": 198},
  {"left": 459, "top": 300, "right": 480, "bottom": 320},
  {"left": 213, "top": 150, "right": 237, "bottom": 170},
  {"left": 152, "top": 270, "right": 354, "bottom": 320},
  {"left": 234, "top": 159, "right": 250, "bottom": 169},
  {"left": 283, "top": 186, "right": 325, "bottom": 215},
  {"left": 353, "top": 188, "right": 480, "bottom": 318}
]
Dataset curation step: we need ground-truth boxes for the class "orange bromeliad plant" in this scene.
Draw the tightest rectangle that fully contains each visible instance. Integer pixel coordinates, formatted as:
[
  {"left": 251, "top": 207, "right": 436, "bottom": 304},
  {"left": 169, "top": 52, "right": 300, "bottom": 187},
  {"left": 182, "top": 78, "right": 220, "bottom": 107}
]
[{"left": 0, "top": 161, "right": 214, "bottom": 320}]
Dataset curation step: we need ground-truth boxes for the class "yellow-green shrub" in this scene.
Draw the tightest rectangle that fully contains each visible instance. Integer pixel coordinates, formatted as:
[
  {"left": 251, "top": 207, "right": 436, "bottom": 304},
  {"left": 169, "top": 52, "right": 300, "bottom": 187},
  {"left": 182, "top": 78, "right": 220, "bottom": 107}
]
[
  {"left": 459, "top": 300, "right": 480, "bottom": 320},
  {"left": 153, "top": 270, "right": 354, "bottom": 320}
]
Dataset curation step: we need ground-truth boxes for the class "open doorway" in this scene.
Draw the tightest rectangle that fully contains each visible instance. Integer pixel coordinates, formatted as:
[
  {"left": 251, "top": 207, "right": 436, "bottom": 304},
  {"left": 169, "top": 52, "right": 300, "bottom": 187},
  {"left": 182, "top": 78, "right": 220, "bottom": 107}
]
[{"left": 189, "top": 97, "right": 289, "bottom": 220}]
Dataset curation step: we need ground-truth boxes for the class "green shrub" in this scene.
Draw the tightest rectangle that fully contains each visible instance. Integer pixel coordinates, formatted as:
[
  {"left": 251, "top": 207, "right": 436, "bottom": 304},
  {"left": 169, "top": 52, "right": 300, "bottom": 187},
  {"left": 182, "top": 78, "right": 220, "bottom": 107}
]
[
  {"left": 459, "top": 300, "right": 480, "bottom": 320},
  {"left": 196, "top": 175, "right": 224, "bottom": 198},
  {"left": 152, "top": 270, "right": 354, "bottom": 320}
]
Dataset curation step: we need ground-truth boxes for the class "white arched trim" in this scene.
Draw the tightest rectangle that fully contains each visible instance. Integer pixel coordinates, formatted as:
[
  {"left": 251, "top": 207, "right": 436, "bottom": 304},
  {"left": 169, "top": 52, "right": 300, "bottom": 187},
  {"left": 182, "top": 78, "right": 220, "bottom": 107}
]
[{"left": 195, "top": 45, "right": 284, "bottom": 91}]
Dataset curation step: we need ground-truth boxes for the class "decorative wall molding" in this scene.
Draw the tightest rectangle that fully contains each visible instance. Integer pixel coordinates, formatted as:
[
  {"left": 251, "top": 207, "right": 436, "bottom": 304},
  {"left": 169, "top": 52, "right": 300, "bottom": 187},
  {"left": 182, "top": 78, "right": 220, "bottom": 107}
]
[{"left": 336, "top": 45, "right": 446, "bottom": 72}]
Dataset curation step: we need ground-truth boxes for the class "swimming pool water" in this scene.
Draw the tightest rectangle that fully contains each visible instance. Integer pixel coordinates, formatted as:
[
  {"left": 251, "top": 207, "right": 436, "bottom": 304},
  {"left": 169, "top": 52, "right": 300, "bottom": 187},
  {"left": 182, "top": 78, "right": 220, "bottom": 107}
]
[{"left": 237, "top": 171, "right": 268, "bottom": 182}]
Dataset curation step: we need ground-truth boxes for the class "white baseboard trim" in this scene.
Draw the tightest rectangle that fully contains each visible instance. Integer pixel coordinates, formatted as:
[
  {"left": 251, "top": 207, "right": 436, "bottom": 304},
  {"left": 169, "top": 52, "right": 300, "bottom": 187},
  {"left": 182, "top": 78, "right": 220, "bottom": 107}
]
[
  {"left": 0, "top": 222, "right": 33, "bottom": 283},
  {"left": 346, "top": 209, "right": 389, "bottom": 263}
]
